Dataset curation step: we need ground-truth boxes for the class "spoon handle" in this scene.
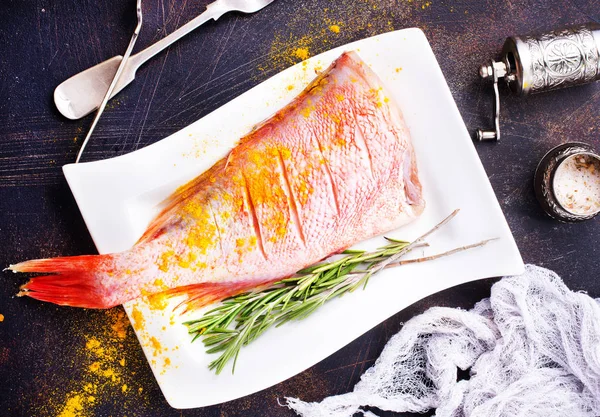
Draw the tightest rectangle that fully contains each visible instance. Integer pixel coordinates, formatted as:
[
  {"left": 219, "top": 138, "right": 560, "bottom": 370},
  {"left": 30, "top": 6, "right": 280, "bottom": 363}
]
[{"left": 128, "top": 2, "right": 227, "bottom": 70}]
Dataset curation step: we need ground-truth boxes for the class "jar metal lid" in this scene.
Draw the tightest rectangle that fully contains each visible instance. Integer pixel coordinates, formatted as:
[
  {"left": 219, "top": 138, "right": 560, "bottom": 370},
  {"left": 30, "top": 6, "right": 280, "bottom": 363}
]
[{"left": 534, "top": 142, "right": 600, "bottom": 222}]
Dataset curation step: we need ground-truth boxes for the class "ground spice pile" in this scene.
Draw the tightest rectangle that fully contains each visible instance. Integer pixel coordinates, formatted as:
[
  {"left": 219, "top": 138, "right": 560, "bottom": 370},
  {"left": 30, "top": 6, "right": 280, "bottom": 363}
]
[{"left": 30, "top": 308, "right": 152, "bottom": 417}]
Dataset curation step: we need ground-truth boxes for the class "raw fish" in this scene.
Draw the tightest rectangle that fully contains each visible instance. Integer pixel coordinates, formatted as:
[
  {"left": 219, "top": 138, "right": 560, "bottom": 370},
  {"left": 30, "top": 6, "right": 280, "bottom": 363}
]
[{"left": 11, "top": 51, "right": 424, "bottom": 309}]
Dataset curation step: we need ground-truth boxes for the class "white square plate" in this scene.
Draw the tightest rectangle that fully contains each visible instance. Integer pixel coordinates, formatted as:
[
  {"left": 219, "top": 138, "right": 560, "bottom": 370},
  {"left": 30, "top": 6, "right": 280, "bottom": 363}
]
[{"left": 63, "top": 28, "right": 524, "bottom": 408}]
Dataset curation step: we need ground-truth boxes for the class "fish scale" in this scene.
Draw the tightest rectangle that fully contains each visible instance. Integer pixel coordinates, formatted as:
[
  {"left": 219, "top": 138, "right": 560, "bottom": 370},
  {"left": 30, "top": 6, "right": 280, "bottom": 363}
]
[{"left": 11, "top": 51, "right": 425, "bottom": 309}]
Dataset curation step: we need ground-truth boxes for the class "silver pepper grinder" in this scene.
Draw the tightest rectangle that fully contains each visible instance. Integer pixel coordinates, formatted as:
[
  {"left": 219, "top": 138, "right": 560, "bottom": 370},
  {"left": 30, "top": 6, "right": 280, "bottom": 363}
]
[{"left": 477, "top": 23, "right": 600, "bottom": 141}]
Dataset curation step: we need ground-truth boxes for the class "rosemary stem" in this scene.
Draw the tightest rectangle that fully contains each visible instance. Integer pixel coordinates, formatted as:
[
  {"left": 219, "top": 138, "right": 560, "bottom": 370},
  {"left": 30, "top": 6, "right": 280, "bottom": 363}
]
[{"left": 385, "top": 238, "right": 497, "bottom": 268}]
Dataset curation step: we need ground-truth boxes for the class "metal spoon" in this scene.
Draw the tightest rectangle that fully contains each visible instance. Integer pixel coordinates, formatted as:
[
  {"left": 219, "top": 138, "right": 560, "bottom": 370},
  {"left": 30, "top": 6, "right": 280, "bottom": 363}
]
[
  {"left": 76, "top": 0, "right": 143, "bottom": 163},
  {"left": 55, "top": 0, "right": 276, "bottom": 120}
]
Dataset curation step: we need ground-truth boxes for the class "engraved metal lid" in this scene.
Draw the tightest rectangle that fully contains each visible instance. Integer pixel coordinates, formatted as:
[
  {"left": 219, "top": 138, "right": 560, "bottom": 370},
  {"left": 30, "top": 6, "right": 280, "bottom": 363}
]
[{"left": 505, "top": 24, "right": 600, "bottom": 95}]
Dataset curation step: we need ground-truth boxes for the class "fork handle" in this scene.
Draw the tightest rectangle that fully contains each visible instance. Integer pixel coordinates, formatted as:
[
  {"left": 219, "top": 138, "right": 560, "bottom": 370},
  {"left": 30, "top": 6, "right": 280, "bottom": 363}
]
[{"left": 128, "top": 1, "right": 229, "bottom": 70}]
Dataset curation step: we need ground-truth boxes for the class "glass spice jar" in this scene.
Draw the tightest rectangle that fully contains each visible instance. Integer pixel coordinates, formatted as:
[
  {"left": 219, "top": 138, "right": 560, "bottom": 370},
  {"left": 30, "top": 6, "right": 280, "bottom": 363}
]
[{"left": 534, "top": 142, "right": 600, "bottom": 222}]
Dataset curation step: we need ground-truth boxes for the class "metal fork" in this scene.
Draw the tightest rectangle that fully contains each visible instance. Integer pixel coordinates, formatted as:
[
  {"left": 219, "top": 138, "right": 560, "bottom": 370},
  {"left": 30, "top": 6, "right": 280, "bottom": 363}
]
[
  {"left": 75, "top": 0, "right": 143, "bottom": 163},
  {"left": 55, "top": 0, "right": 276, "bottom": 121}
]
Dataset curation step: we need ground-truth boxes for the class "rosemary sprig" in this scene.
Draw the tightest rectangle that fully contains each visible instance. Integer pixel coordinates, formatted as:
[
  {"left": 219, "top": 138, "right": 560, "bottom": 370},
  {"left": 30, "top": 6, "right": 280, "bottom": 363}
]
[{"left": 185, "top": 209, "right": 491, "bottom": 374}]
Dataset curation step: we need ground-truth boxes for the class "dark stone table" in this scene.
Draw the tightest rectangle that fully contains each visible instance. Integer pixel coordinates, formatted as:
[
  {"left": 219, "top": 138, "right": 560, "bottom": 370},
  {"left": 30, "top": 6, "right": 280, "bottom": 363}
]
[{"left": 1, "top": 0, "right": 598, "bottom": 415}]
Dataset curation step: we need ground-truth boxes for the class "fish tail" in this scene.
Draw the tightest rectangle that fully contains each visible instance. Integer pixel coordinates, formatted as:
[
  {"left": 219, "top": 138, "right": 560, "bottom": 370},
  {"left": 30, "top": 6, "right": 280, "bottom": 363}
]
[{"left": 9, "top": 254, "right": 117, "bottom": 309}]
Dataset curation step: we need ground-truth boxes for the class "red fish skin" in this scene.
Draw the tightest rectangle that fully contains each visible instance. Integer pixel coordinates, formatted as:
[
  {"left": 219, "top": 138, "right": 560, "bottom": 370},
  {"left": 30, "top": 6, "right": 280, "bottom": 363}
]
[{"left": 12, "top": 51, "right": 424, "bottom": 309}]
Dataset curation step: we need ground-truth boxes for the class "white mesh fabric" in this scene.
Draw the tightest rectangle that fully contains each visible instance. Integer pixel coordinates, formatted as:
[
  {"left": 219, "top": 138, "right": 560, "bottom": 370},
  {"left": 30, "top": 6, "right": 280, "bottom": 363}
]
[{"left": 284, "top": 265, "right": 600, "bottom": 417}]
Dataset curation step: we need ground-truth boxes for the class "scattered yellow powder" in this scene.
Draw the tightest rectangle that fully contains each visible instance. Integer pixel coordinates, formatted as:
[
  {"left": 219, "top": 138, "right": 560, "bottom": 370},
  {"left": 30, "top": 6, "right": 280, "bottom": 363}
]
[
  {"left": 149, "top": 337, "right": 164, "bottom": 357},
  {"left": 109, "top": 309, "right": 129, "bottom": 340},
  {"left": 130, "top": 305, "right": 145, "bottom": 331},
  {"left": 57, "top": 394, "right": 84, "bottom": 417},
  {"left": 177, "top": 252, "right": 198, "bottom": 270},
  {"left": 286, "top": 84, "right": 294, "bottom": 91},
  {"left": 127, "top": 300, "right": 175, "bottom": 377},
  {"left": 145, "top": 292, "right": 169, "bottom": 311},
  {"left": 294, "top": 47, "right": 310, "bottom": 60},
  {"left": 158, "top": 250, "right": 175, "bottom": 272},
  {"left": 86, "top": 338, "right": 100, "bottom": 351},
  {"left": 300, "top": 105, "right": 314, "bottom": 118},
  {"left": 102, "top": 368, "right": 117, "bottom": 382},
  {"left": 248, "top": 236, "right": 258, "bottom": 247},
  {"left": 255, "top": 0, "right": 426, "bottom": 80},
  {"left": 395, "top": 67, "right": 403, "bottom": 73},
  {"left": 32, "top": 306, "right": 150, "bottom": 416},
  {"left": 55, "top": 315, "right": 132, "bottom": 413},
  {"left": 122, "top": 384, "right": 128, "bottom": 393}
]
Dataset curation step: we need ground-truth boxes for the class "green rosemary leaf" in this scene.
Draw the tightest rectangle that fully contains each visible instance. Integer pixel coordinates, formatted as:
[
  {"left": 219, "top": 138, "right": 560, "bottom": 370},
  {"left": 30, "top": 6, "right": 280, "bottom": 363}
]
[
  {"left": 190, "top": 333, "right": 203, "bottom": 343},
  {"left": 342, "top": 249, "right": 366, "bottom": 254}
]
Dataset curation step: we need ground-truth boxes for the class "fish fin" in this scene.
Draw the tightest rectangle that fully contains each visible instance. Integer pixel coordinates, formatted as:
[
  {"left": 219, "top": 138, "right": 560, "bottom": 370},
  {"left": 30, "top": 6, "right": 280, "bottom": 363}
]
[
  {"left": 165, "top": 280, "right": 277, "bottom": 313},
  {"left": 402, "top": 148, "right": 425, "bottom": 213},
  {"left": 10, "top": 255, "right": 116, "bottom": 309},
  {"left": 136, "top": 158, "right": 229, "bottom": 244}
]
